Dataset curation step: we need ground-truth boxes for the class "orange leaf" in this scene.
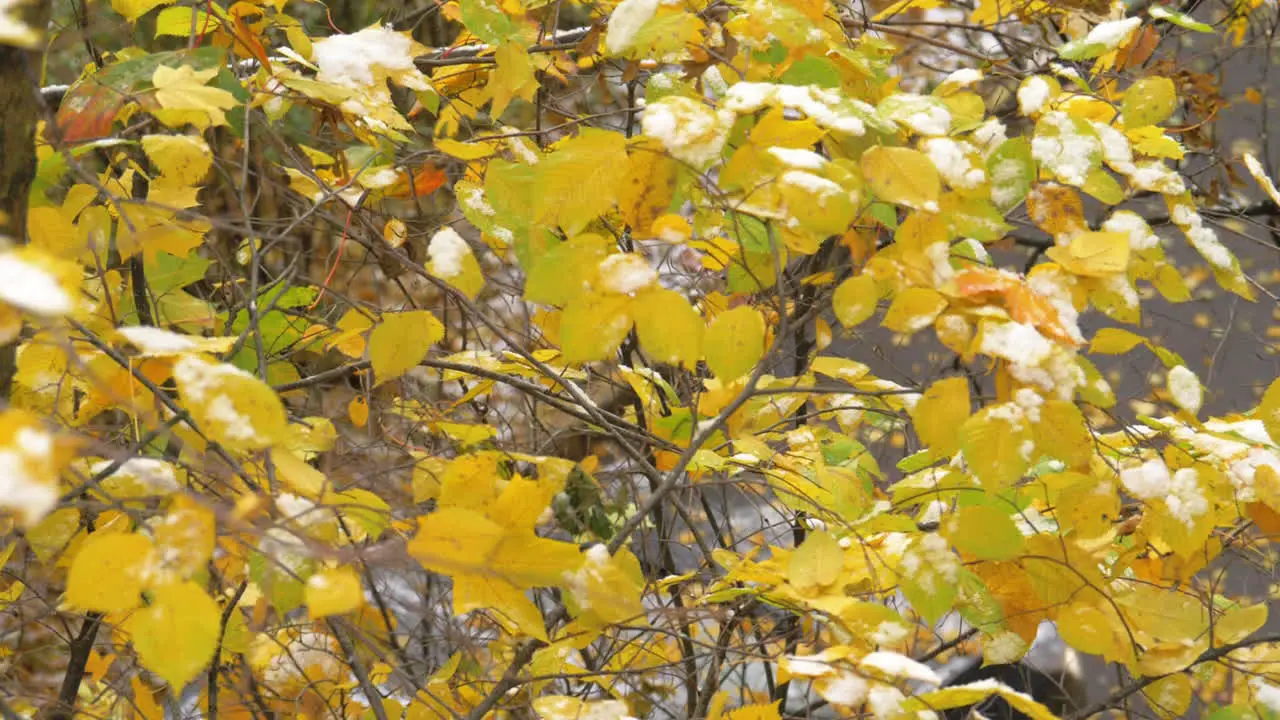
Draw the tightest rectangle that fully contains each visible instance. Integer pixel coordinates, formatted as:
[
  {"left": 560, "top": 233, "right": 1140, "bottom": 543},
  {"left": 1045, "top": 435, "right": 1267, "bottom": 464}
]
[{"left": 385, "top": 164, "right": 448, "bottom": 199}]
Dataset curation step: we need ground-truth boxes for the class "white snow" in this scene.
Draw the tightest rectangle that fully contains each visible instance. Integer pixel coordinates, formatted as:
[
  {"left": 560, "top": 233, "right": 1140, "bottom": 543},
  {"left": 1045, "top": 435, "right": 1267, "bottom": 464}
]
[
  {"left": 1243, "top": 152, "right": 1280, "bottom": 205},
  {"left": 1119, "top": 458, "right": 1171, "bottom": 500},
  {"left": 90, "top": 457, "right": 179, "bottom": 493},
  {"left": 1102, "top": 210, "right": 1160, "bottom": 251},
  {"left": 173, "top": 356, "right": 256, "bottom": 403},
  {"left": 642, "top": 96, "right": 734, "bottom": 167},
  {"left": 780, "top": 170, "right": 844, "bottom": 201},
  {"left": 924, "top": 138, "right": 986, "bottom": 189},
  {"left": 0, "top": 430, "right": 58, "bottom": 525},
  {"left": 768, "top": 146, "right": 828, "bottom": 170},
  {"left": 1092, "top": 121, "right": 1136, "bottom": 174},
  {"left": 0, "top": 252, "right": 74, "bottom": 316},
  {"left": 1084, "top": 17, "right": 1142, "bottom": 50},
  {"left": 941, "top": 68, "right": 983, "bottom": 89},
  {"left": 1171, "top": 204, "right": 1233, "bottom": 268},
  {"left": 604, "top": 0, "right": 660, "bottom": 55},
  {"left": 1166, "top": 365, "right": 1203, "bottom": 414},
  {"left": 1251, "top": 678, "right": 1280, "bottom": 713},
  {"left": 312, "top": 26, "right": 422, "bottom": 88},
  {"left": 785, "top": 651, "right": 839, "bottom": 677},
  {"left": 117, "top": 326, "right": 198, "bottom": 355},
  {"left": 971, "top": 118, "right": 1007, "bottom": 156},
  {"left": 428, "top": 227, "right": 471, "bottom": 279},
  {"left": 1165, "top": 467, "right": 1208, "bottom": 528},
  {"left": 901, "top": 103, "right": 952, "bottom": 136},
  {"left": 460, "top": 186, "right": 496, "bottom": 217},
  {"left": 1018, "top": 76, "right": 1052, "bottom": 116},
  {"left": 980, "top": 321, "right": 1054, "bottom": 367},
  {"left": 866, "top": 685, "right": 906, "bottom": 718},
  {"left": 1014, "top": 388, "right": 1044, "bottom": 422},
  {"left": 860, "top": 651, "right": 941, "bottom": 685},
  {"left": 206, "top": 395, "right": 258, "bottom": 441},
  {"left": 1127, "top": 160, "right": 1186, "bottom": 194},
  {"left": 821, "top": 672, "right": 869, "bottom": 706},
  {"left": 1031, "top": 112, "right": 1101, "bottom": 187},
  {"left": 598, "top": 253, "right": 657, "bottom": 294},
  {"left": 725, "top": 82, "right": 870, "bottom": 136}
]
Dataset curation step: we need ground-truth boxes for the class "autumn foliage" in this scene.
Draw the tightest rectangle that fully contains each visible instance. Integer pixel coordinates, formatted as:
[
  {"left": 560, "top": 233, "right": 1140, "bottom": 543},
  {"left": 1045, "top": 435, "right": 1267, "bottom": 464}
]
[{"left": 1, "top": 0, "right": 1280, "bottom": 718}]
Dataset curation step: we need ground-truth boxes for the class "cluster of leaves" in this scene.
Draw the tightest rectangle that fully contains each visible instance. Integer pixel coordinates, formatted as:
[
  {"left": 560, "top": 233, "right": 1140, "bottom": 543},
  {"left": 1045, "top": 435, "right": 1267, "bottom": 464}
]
[{"left": 2, "top": 0, "right": 1280, "bottom": 719}]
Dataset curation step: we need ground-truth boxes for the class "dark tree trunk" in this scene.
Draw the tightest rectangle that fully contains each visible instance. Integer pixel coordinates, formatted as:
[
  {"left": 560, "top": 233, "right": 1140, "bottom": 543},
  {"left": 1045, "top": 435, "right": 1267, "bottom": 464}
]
[{"left": 0, "top": 0, "right": 52, "bottom": 396}]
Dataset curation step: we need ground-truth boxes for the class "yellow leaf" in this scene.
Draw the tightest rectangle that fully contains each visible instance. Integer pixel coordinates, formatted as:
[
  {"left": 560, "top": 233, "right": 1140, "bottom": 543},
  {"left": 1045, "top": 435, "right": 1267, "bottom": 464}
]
[
  {"left": 911, "top": 377, "right": 969, "bottom": 456},
  {"left": 272, "top": 449, "right": 328, "bottom": 497},
  {"left": 141, "top": 134, "right": 212, "bottom": 187},
  {"left": 66, "top": 531, "right": 153, "bottom": 612},
  {"left": 534, "top": 697, "right": 634, "bottom": 720},
  {"left": 1045, "top": 231, "right": 1129, "bottom": 277},
  {"left": 306, "top": 566, "right": 364, "bottom": 618},
  {"left": 704, "top": 306, "right": 766, "bottom": 381},
  {"left": 633, "top": 287, "right": 702, "bottom": 368},
  {"left": 881, "top": 287, "right": 947, "bottom": 335},
  {"left": 1143, "top": 673, "right": 1191, "bottom": 719},
  {"left": 485, "top": 42, "right": 539, "bottom": 119},
  {"left": 960, "top": 405, "right": 1032, "bottom": 492},
  {"left": 788, "top": 530, "right": 842, "bottom": 591},
  {"left": 1259, "top": 377, "right": 1280, "bottom": 445},
  {"left": 127, "top": 581, "right": 221, "bottom": 688},
  {"left": 1025, "top": 183, "right": 1086, "bottom": 239},
  {"left": 1035, "top": 400, "right": 1093, "bottom": 470},
  {"left": 1089, "top": 327, "right": 1146, "bottom": 354},
  {"left": 945, "top": 504, "right": 1024, "bottom": 560},
  {"left": 860, "top": 146, "right": 940, "bottom": 212},
  {"left": 619, "top": 139, "right": 677, "bottom": 233},
  {"left": 348, "top": 396, "right": 369, "bottom": 428},
  {"left": 368, "top": 310, "right": 445, "bottom": 386},
  {"left": 904, "top": 681, "right": 1060, "bottom": 720},
  {"left": 559, "top": 294, "right": 633, "bottom": 364},
  {"left": 151, "top": 64, "right": 239, "bottom": 130},
  {"left": 832, "top": 274, "right": 878, "bottom": 328},
  {"left": 536, "top": 129, "right": 629, "bottom": 234},
  {"left": 153, "top": 496, "right": 215, "bottom": 578},
  {"left": 172, "top": 356, "right": 290, "bottom": 451},
  {"left": 111, "top": 0, "right": 171, "bottom": 22},
  {"left": 724, "top": 702, "right": 783, "bottom": 720}
]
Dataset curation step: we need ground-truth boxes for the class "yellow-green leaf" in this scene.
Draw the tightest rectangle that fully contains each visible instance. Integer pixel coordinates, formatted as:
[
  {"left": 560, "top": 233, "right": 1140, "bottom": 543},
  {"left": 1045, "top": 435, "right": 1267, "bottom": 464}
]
[
  {"left": 1122, "top": 77, "right": 1177, "bottom": 128},
  {"left": 705, "top": 306, "right": 766, "bottom": 381},
  {"left": 127, "top": 581, "right": 221, "bottom": 688},
  {"left": 66, "top": 532, "right": 153, "bottom": 613},
  {"left": 861, "top": 146, "right": 940, "bottom": 211},
  {"left": 1261, "top": 378, "right": 1280, "bottom": 456},
  {"left": 788, "top": 530, "right": 842, "bottom": 591},
  {"left": 368, "top": 310, "right": 445, "bottom": 386},
  {"left": 141, "top": 134, "right": 212, "bottom": 186},
  {"left": 832, "top": 274, "right": 878, "bottom": 328},
  {"left": 945, "top": 504, "right": 1024, "bottom": 560}
]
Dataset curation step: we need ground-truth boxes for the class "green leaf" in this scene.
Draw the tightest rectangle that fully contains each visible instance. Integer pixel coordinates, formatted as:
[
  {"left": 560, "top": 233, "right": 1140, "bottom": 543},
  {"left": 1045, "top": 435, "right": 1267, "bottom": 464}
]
[
  {"left": 368, "top": 310, "right": 445, "bottom": 386},
  {"left": 459, "top": 0, "right": 521, "bottom": 44}
]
